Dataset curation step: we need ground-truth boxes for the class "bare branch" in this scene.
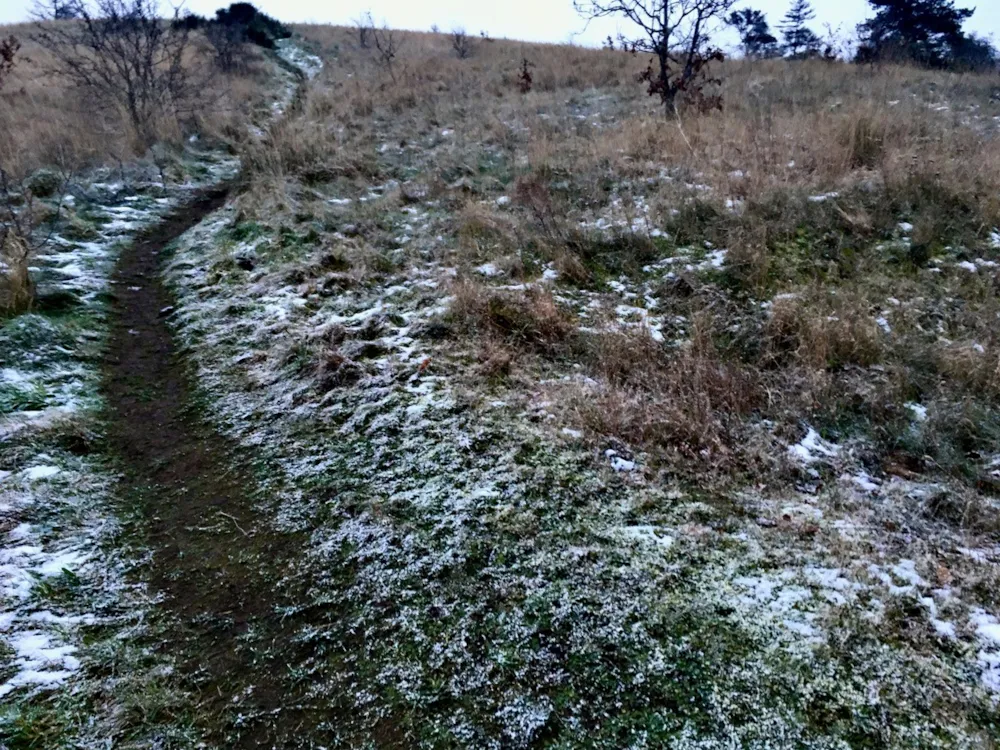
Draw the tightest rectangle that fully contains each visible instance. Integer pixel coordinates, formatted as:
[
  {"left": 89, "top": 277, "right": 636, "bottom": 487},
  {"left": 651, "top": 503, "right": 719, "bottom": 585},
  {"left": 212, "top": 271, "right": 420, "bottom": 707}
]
[
  {"left": 354, "top": 11, "right": 374, "bottom": 49},
  {"left": 371, "top": 21, "right": 400, "bottom": 81},
  {"left": 451, "top": 27, "right": 473, "bottom": 59},
  {"left": 31, "top": 0, "right": 196, "bottom": 149},
  {"left": 575, "top": 0, "right": 735, "bottom": 115}
]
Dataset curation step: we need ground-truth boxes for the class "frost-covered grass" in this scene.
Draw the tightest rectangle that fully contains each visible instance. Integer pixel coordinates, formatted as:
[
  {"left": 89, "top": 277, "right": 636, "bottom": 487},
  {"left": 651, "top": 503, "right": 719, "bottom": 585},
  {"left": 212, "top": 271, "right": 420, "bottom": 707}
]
[
  {"left": 0, "top": 111, "right": 252, "bottom": 746},
  {"left": 164, "top": 199, "right": 1000, "bottom": 745},
  {"left": 151, "top": 25, "right": 1000, "bottom": 746},
  {"left": 0, "top": 39, "right": 321, "bottom": 747},
  {"left": 14, "top": 25, "right": 992, "bottom": 747}
]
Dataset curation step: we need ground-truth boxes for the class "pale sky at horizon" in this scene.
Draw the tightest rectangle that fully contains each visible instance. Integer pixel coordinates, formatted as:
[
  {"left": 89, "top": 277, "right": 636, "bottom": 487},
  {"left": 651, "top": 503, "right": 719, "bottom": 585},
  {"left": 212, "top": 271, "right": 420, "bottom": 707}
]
[{"left": 2, "top": 0, "right": 998, "bottom": 49}]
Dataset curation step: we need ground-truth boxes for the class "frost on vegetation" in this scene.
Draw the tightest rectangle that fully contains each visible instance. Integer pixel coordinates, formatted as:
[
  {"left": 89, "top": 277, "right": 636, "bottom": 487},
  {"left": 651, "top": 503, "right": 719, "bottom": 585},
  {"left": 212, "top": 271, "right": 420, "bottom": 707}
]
[
  {"left": 0, "top": 152, "right": 221, "bottom": 719},
  {"left": 1, "top": 456, "right": 112, "bottom": 699},
  {"left": 161, "top": 186, "right": 1000, "bottom": 744},
  {"left": 578, "top": 194, "right": 667, "bottom": 238},
  {"left": 970, "top": 609, "right": 1000, "bottom": 692},
  {"left": 0, "top": 39, "right": 314, "bottom": 737},
  {"left": 276, "top": 39, "right": 323, "bottom": 80},
  {"left": 143, "top": 53, "right": 1000, "bottom": 741}
]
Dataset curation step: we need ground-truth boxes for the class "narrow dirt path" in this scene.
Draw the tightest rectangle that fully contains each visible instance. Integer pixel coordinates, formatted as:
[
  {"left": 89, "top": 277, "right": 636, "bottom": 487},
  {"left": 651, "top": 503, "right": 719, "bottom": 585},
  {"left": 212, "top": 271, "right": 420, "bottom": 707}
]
[{"left": 100, "top": 185, "right": 321, "bottom": 747}]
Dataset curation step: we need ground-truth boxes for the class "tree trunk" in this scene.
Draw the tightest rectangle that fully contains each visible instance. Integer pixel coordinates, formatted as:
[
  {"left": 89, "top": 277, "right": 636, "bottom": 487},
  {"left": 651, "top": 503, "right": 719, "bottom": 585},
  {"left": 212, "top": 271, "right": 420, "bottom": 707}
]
[{"left": 658, "top": 49, "right": 676, "bottom": 118}]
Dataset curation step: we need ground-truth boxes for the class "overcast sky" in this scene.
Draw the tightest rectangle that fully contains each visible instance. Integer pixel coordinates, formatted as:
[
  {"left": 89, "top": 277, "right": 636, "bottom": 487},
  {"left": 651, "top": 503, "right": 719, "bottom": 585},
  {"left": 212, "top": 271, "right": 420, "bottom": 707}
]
[{"left": 3, "top": 0, "right": 998, "bottom": 49}]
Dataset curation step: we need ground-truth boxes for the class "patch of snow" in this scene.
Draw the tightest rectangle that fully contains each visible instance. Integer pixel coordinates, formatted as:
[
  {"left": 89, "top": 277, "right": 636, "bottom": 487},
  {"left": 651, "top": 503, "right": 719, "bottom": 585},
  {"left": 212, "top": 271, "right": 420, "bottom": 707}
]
[
  {"left": 849, "top": 472, "right": 880, "bottom": 492},
  {"left": 970, "top": 609, "right": 1000, "bottom": 692},
  {"left": 616, "top": 525, "right": 673, "bottom": 548},
  {"left": 475, "top": 262, "right": 500, "bottom": 277},
  {"left": 605, "top": 450, "right": 636, "bottom": 472},
  {"left": 21, "top": 466, "right": 61, "bottom": 481},
  {"left": 808, "top": 192, "right": 840, "bottom": 203},
  {"left": 788, "top": 427, "right": 839, "bottom": 465}
]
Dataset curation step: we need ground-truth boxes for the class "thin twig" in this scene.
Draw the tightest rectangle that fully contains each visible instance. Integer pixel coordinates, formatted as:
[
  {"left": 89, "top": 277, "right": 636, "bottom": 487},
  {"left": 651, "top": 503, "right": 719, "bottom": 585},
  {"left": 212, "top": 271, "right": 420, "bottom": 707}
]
[
  {"left": 218, "top": 510, "right": 250, "bottom": 537},
  {"left": 673, "top": 100, "right": 695, "bottom": 155}
]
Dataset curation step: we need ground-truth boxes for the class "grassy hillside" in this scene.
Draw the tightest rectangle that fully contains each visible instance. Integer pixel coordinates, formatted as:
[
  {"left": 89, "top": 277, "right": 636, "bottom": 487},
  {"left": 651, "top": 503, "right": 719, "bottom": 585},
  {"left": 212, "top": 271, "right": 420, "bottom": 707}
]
[
  {"left": 4, "top": 15, "right": 1000, "bottom": 748},
  {"left": 163, "top": 24, "right": 1000, "bottom": 746}
]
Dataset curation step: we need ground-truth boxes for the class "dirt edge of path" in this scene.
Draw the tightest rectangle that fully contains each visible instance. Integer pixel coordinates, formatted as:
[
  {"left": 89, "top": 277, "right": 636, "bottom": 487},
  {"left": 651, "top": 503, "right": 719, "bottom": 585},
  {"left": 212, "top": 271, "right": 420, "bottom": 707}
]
[{"left": 100, "top": 184, "right": 322, "bottom": 747}]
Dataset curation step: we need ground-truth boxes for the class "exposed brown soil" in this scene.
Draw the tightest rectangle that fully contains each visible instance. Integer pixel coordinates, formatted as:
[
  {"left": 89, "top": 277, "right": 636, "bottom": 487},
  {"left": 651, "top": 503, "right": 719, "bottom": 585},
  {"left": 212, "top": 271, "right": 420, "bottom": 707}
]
[{"left": 100, "top": 185, "right": 321, "bottom": 747}]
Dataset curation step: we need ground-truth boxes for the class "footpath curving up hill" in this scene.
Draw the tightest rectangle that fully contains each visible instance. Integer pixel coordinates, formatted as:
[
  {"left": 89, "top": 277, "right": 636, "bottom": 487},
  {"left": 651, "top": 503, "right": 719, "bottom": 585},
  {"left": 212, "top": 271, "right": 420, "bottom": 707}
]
[{"left": 3, "top": 5, "right": 1000, "bottom": 748}]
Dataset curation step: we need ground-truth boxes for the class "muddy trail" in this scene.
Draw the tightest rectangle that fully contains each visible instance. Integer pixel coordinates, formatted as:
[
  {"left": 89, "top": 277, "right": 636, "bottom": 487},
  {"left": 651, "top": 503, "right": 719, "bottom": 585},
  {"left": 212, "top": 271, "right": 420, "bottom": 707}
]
[{"left": 100, "top": 185, "right": 331, "bottom": 747}]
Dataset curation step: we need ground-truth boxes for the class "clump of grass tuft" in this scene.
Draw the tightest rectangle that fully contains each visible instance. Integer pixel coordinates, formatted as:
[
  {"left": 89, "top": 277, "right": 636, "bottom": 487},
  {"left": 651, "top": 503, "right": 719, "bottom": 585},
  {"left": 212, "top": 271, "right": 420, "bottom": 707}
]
[
  {"left": 764, "top": 291, "right": 884, "bottom": 370},
  {"left": 840, "top": 110, "right": 888, "bottom": 170},
  {"left": 572, "top": 324, "right": 764, "bottom": 471},
  {"left": 449, "top": 279, "right": 574, "bottom": 354}
]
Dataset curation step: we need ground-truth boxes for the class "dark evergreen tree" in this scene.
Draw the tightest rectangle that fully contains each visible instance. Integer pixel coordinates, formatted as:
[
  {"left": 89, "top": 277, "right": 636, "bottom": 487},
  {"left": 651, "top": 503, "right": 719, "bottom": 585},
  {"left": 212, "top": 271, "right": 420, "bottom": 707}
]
[
  {"left": 950, "top": 33, "right": 998, "bottom": 71},
  {"left": 727, "top": 8, "right": 778, "bottom": 58},
  {"left": 856, "top": 0, "right": 973, "bottom": 67},
  {"left": 780, "top": 0, "right": 821, "bottom": 59}
]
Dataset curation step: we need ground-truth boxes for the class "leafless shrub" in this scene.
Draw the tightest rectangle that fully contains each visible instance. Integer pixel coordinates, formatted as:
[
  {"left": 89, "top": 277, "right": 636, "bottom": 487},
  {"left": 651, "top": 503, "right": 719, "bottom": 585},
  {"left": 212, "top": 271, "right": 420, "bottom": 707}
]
[
  {"left": 0, "top": 168, "right": 67, "bottom": 314},
  {"left": 514, "top": 174, "right": 564, "bottom": 240},
  {"left": 517, "top": 57, "right": 534, "bottom": 93},
  {"left": 451, "top": 27, "right": 473, "bottom": 59},
  {"left": 0, "top": 36, "right": 20, "bottom": 91},
  {"left": 354, "top": 11, "right": 373, "bottom": 49},
  {"left": 372, "top": 22, "right": 400, "bottom": 81},
  {"left": 32, "top": 0, "right": 197, "bottom": 150}
]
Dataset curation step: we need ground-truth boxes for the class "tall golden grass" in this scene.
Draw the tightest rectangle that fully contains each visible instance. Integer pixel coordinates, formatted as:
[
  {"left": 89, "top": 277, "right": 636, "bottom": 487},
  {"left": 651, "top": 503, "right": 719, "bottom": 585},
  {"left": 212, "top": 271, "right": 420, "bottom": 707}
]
[{"left": 287, "top": 24, "right": 999, "bottom": 218}]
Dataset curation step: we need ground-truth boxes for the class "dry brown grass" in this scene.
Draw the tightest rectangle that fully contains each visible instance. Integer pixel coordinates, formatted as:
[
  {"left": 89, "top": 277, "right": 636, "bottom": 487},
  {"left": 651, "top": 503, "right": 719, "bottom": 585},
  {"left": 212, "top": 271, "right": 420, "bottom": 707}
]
[
  {"left": 449, "top": 279, "right": 574, "bottom": 352},
  {"left": 0, "top": 231, "right": 33, "bottom": 313},
  {"left": 239, "top": 24, "right": 1000, "bottom": 486},
  {"left": 287, "top": 24, "right": 1000, "bottom": 251},
  {"left": 567, "top": 322, "right": 766, "bottom": 470},
  {"left": 0, "top": 21, "right": 273, "bottom": 179},
  {"left": 765, "top": 290, "right": 885, "bottom": 370}
]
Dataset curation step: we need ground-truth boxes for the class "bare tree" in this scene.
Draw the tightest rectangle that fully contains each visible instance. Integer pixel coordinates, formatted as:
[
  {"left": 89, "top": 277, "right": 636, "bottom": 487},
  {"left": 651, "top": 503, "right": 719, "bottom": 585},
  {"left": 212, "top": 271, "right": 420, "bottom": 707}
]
[
  {"left": 354, "top": 11, "right": 374, "bottom": 49},
  {"left": 451, "top": 27, "right": 473, "bottom": 59},
  {"left": 372, "top": 22, "right": 400, "bottom": 80},
  {"left": 517, "top": 57, "right": 534, "bottom": 93},
  {"left": 574, "top": 0, "right": 736, "bottom": 115},
  {"left": 32, "top": 0, "right": 195, "bottom": 149}
]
